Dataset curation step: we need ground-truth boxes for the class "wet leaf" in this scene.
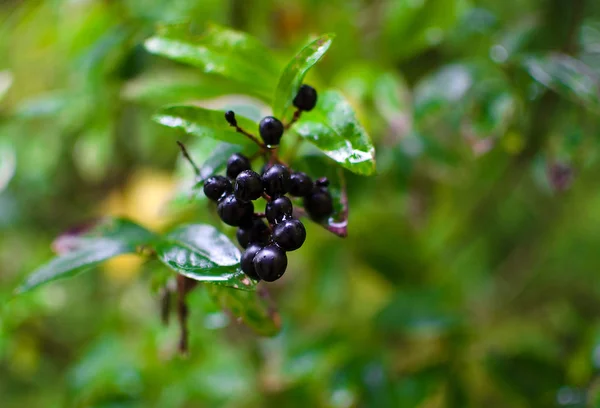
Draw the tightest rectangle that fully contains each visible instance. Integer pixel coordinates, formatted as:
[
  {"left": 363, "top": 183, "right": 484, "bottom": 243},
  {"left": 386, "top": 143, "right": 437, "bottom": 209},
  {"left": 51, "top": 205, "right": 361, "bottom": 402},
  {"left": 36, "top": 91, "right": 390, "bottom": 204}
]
[
  {"left": 144, "top": 24, "right": 276, "bottom": 101},
  {"left": 273, "top": 34, "right": 335, "bottom": 120},
  {"left": 154, "top": 105, "right": 258, "bottom": 146},
  {"left": 16, "top": 218, "right": 155, "bottom": 294},
  {"left": 155, "top": 224, "right": 255, "bottom": 290},
  {"left": 293, "top": 90, "right": 375, "bottom": 175}
]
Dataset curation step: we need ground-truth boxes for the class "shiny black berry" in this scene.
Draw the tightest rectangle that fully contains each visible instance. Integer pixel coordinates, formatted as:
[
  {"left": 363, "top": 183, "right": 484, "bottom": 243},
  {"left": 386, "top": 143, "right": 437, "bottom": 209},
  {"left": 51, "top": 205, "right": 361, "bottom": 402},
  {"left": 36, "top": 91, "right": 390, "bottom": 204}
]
[
  {"left": 225, "top": 110, "right": 237, "bottom": 127},
  {"left": 241, "top": 244, "right": 263, "bottom": 280},
  {"left": 203, "top": 175, "right": 232, "bottom": 201},
  {"left": 217, "top": 195, "right": 254, "bottom": 226},
  {"left": 272, "top": 219, "right": 306, "bottom": 251},
  {"left": 236, "top": 217, "right": 270, "bottom": 248},
  {"left": 259, "top": 116, "right": 284, "bottom": 146},
  {"left": 262, "top": 164, "right": 291, "bottom": 197},
  {"left": 226, "top": 153, "right": 251, "bottom": 179},
  {"left": 289, "top": 172, "right": 313, "bottom": 196},
  {"left": 266, "top": 196, "right": 293, "bottom": 224},
  {"left": 234, "top": 170, "right": 263, "bottom": 202},
  {"left": 293, "top": 84, "right": 317, "bottom": 111},
  {"left": 315, "top": 177, "right": 330, "bottom": 187},
  {"left": 253, "top": 244, "right": 288, "bottom": 282},
  {"left": 304, "top": 188, "right": 334, "bottom": 221}
]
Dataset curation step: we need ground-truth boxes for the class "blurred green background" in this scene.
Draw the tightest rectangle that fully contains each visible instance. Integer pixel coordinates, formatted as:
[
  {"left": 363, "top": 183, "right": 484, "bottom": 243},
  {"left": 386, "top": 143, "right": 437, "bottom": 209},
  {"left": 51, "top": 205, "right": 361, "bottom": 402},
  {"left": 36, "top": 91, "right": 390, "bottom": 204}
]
[{"left": 2, "top": 0, "right": 600, "bottom": 406}]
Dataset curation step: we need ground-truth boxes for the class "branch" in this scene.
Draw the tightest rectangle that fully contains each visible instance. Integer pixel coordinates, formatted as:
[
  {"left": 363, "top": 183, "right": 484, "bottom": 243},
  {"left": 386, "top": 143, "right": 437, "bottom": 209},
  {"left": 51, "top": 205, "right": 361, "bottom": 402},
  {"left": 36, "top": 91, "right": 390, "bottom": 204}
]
[
  {"left": 176, "top": 141, "right": 200, "bottom": 176},
  {"left": 284, "top": 109, "right": 302, "bottom": 130}
]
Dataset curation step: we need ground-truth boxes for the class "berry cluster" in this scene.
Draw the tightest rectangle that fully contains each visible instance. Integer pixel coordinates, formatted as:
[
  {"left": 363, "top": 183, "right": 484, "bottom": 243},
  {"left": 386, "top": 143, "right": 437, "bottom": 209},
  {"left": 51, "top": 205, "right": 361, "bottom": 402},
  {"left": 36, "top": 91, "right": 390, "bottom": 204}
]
[{"left": 201, "top": 85, "right": 334, "bottom": 283}]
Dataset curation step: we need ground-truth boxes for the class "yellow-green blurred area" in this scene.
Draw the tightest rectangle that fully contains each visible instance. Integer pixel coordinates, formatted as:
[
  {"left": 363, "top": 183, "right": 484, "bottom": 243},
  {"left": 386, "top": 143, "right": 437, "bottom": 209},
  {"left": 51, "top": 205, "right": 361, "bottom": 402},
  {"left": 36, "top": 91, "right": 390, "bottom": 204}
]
[{"left": 2, "top": 0, "right": 600, "bottom": 407}]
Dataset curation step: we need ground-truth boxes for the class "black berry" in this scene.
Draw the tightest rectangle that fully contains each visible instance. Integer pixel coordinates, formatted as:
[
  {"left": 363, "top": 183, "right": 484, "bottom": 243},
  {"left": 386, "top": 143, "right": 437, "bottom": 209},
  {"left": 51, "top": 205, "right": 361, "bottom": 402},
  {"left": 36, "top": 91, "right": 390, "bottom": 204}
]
[
  {"left": 315, "top": 177, "right": 330, "bottom": 187},
  {"left": 234, "top": 170, "right": 263, "bottom": 202},
  {"left": 217, "top": 194, "right": 254, "bottom": 226},
  {"left": 266, "top": 196, "right": 293, "bottom": 224},
  {"left": 293, "top": 84, "right": 318, "bottom": 111},
  {"left": 289, "top": 172, "right": 314, "bottom": 196},
  {"left": 225, "top": 110, "right": 237, "bottom": 127},
  {"left": 304, "top": 188, "right": 334, "bottom": 221},
  {"left": 236, "top": 217, "right": 270, "bottom": 248},
  {"left": 272, "top": 219, "right": 306, "bottom": 251},
  {"left": 226, "top": 153, "right": 251, "bottom": 179},
  {"left": 203, "top": 175, "right": 232, "bottom": 201},
  {"left": 262, "top": 164, "right": 291, "bottom": 197},
  {"left": 241, "top": 244, "right": 263, "bottom": 280},
  {"left": 259, "top": 116, "right": 284, "bottom": 146},
  {"left": 253, "top": 244, "right": 288, "bottom": 282}
]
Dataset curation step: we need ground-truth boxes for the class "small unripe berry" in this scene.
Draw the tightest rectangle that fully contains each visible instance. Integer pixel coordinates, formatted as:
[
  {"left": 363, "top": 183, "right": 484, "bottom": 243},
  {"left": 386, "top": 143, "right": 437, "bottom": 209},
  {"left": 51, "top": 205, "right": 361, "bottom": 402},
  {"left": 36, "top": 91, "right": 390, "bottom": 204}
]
[
  {"left": 203, "top": 175, "right": 232, "bottom": 201},
  {"left": 234, "top": 170, "right": 263, "bottom": 202},
  {"left": 225, "top": 110, "right": 237, "bottom": 127},
  {"left": 266, "top": 196, "right": 293, "bottom": 224},
  {"left": 304, "top": 188, "right": 334, "bottom": 221},
  {"left": 262, "top": 164, "right": 291, "bottom": 197},
  {"left": 226, "top": 153, "right": 251, "bottom": 179},
  {"left": 236, "top": 218, "right": 270, "bottom": 248},
  {"left": 241, "top": 244, "right": 263, "bottom": 280},
  {"left": 272, "top": 219, "right": 306, "bottom": 251},
  {"left": 217, "top": 194, "right": 254, "bottom": 226},
  {"left": 289, "top": 172, "right": 314, "bottom": 196},
  {"left": 253, "top": 244, "right": 288, "bottom": 282},
  {"left": 293, "top": 84, "right": 318, "bottom": 111},
  {"left": 259, "top": 116, "right": 284, "bottom": 146}
]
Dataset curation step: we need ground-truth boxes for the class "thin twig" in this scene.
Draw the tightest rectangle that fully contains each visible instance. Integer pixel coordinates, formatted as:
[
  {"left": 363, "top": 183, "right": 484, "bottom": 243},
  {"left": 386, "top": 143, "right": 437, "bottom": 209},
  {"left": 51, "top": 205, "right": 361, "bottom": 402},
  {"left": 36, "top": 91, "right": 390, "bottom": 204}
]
[
  {"left": 176, "top": 141, "right": 200, "bottom": 176},
  {"left": 254, "top": 212, "right": 266, "bottom": 218},
  {"left": 176, "top": 275, "right": 190, "bottom": 356},
  {"left": 160, "top": 286, "right": 171, "bottom": 326},
  {"left": 284, "top": 109, "right": 302, "bottom": 130},
  {"left": 232, "top": 124, "right": 267, "bottom": 149}
]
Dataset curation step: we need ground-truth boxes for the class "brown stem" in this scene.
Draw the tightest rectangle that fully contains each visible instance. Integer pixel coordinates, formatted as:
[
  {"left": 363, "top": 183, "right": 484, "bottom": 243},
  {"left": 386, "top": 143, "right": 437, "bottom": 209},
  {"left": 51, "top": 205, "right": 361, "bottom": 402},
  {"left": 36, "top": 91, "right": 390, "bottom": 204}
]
[
  {"left": 254, "top": 212, "right": 266, "bottom": 218},
  {"left": 160, "top": 286, "right": 171, "bottom": 326},
  {"left": 232, "top": 124, "right": 267, "bottom": 149},
  {"left": 176, "top": 275, "right": 196, "bottom": 356},
  {"left": 284, "top": 109, "right": 302, "bottom": 130},
  {"left": 176, "top": 141, "right": 200, "bottom": 176}
]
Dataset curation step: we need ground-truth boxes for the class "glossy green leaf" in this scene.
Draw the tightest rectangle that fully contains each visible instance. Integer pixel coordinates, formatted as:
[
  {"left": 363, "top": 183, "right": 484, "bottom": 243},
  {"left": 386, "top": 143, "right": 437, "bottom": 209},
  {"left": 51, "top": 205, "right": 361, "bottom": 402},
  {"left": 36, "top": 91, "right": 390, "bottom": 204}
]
[
  {"left": 273, "top": 33, "right": 335, "bottom": 119},
  {"left": 524, "top": 54, "right": 600, "bottom": 113},
  {"left": 16, "top": 218, "right": 155, "bottom": 294},
  {"left": 153, "top": 105, "right": 258, "bottom": 146},
  {"left": 293, "top": 90, "right": 376, "bottom": 175},
  {"left": 201, "top": 23, "right": 280, "bottom": 78},
  {"left": 206, "top": 284, "right": 280, "bottom": 336},
  {"left": 155, "top": 224, "right": 255, "bottom": 290},
  {"left": 144, "top": 25, "right": 275, "bottom": 101}
]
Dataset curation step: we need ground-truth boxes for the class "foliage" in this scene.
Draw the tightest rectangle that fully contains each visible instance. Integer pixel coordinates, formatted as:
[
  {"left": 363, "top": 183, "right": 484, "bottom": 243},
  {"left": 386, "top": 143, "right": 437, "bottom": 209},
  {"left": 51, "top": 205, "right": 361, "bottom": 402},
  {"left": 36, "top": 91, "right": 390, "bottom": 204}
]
[{"left": 2, "top": 0, "right": 600, "bottom": 407}]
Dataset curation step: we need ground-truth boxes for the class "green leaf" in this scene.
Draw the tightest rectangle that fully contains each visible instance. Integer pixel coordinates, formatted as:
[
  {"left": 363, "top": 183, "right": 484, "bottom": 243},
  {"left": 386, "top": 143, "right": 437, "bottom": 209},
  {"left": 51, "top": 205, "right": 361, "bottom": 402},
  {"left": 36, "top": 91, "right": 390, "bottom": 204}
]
[
  {"left": 144, "top": 25, "right": 276, "bottom": 101},
  {"left": 195, "top": 142, "right": 245, "bottom": 185},
  {"left": 293, "top": 90, "right": 376, "bottom": 175},
  {"left": 206, "top": 285, "right": 280, "bottom": 336},
  {"left": 122, "top": 70, "right": 241, "bottom": 106},
  {"left": 524, "top": 54, "right": 600, "bottom": 113},
  {"left": 154, "top": 224, "right": 255, "bottom": 290},
  {"left": 16, "top": 218, "right": 155, "bottom": 294},
  {"left": 201, "top": 23, "right": 280, "bottom": 78},
  {"left": 273, "top": 33, "right": 335, "bottom": 119},
  {"left": 153, "top": 105, "right": 257, "bottom": 146}
]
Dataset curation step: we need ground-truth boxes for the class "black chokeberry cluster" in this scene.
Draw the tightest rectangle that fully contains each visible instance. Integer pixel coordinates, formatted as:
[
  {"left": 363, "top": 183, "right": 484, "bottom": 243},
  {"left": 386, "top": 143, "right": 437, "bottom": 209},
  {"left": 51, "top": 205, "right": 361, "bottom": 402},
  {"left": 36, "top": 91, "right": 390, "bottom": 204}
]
[{"left": 201, "top": 85, "right": 334, "bottom": 282}]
